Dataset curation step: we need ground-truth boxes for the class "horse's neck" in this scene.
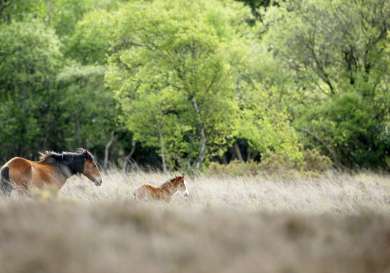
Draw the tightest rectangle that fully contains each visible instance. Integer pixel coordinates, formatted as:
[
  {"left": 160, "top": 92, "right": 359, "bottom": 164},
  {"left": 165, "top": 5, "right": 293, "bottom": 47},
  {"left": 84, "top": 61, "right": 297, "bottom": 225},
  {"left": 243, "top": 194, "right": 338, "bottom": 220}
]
[
  {"left": 161, "top": 181, "right": 177, "bottom": 195},
  {"left": 40, "top": 159, "right": 72, "bottom": 181},
  {"left": 57, "top": 164, "right": 72, "bottom": 180}
]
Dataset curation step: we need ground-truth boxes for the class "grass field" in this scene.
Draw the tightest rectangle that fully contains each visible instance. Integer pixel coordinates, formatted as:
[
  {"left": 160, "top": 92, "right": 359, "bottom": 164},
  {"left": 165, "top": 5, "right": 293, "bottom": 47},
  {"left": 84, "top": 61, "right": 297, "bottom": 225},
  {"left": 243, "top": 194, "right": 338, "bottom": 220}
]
[{"left": 1, "top": 171, "right": 390, "bottom": 273}]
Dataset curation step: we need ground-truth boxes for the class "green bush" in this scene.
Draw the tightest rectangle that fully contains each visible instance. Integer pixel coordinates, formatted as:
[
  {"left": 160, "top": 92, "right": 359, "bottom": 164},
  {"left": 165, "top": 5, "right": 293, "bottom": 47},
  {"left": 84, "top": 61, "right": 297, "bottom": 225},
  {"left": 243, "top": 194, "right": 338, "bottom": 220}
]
[
  {"left": 206, "top": 149, "right": 332, "bottom": 177},
  {"left": 207, "top": 160, "right": 261, "bottom": 176},
  {"left": 258, "top": 153, "right": 298, "bottom": 174},
  {"left": 301, "top": 149, "right": 332, "bottom": 173}
]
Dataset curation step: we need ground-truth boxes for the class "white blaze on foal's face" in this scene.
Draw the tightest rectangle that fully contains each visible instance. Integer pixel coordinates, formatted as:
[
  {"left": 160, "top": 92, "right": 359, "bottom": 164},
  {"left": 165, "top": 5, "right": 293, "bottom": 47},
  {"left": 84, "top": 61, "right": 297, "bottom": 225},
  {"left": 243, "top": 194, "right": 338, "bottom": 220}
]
[{"left": 183, "top": 180, "right": 189, "bottom": 197}]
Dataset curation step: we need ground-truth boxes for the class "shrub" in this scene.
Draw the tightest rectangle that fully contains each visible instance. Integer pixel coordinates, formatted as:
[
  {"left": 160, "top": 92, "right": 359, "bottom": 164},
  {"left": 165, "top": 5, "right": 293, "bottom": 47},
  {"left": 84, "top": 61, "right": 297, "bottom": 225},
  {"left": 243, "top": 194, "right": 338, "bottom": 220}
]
[
  {"left": 258, "top": 153, "right": 298, "bottom": 174},
  {"left": 301, "top": 149, "right": 332, "bottom": 173},
  {"left": 207, "top": 160, "right": 261, "bottom": 176},
  {"left": 206, "top": 150, "right": 332, "bottom": 177}
]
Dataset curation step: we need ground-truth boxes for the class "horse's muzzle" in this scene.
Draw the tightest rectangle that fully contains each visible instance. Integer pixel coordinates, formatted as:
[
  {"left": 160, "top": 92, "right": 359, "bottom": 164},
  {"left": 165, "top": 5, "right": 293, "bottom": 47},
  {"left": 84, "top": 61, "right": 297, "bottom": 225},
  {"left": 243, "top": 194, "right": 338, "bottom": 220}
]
[{"left": 94, "top": 178, "right": 103, "bottom": 186}]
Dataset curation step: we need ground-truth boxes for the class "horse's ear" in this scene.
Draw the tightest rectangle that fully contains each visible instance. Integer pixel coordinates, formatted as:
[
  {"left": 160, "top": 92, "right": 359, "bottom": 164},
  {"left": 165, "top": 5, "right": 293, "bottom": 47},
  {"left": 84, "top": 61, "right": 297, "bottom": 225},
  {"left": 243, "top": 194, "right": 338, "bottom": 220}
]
[
  {"left": 77, "top": 147, "right": 86, "bottom": 154},
  {"left": 77, "top": 148, "right": 90, "bottom": 158},
  {"left": 82, "top": 149, "right": 94, "bottom": 161},
  {"left": 38, "top": 152, "right": 46, "bottom": 162},
  {"left": 39, "top": 151, "right": 57, "bottom": 163}
]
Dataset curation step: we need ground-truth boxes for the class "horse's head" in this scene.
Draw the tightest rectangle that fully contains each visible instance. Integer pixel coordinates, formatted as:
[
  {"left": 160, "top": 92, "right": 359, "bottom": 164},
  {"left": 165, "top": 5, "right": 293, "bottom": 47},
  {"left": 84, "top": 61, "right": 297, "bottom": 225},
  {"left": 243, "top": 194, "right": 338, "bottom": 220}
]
[
  {"left": 175, "top": 176, "right": 189, "bottom": 197},
  {"left": 40, "top": 149, "right": 103, "bottom": 186},
  {"left": 80, "top": 149, "right": 102, "bottom": 186}
]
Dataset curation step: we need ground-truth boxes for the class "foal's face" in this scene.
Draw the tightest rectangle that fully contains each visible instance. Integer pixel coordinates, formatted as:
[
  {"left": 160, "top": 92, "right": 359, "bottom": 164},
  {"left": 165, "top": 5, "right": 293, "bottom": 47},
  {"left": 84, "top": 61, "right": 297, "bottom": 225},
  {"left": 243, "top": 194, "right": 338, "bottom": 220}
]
[
  {"left": 83, "top": 158, "right": 102, "bottom": 186},
  {"left": 177, "top": 177, "right": 189, "bottom": 197}
]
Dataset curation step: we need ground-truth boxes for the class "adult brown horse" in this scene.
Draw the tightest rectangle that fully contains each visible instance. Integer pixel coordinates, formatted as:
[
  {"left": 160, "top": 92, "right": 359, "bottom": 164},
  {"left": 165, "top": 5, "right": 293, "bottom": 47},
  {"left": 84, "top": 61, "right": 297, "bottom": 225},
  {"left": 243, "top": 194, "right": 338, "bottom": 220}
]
[
  {"left": 0, "top": 149, "right": 102, "bottom": 196},
  {"left": 134, "top": 176, "right": 189, "bottom": 202}
]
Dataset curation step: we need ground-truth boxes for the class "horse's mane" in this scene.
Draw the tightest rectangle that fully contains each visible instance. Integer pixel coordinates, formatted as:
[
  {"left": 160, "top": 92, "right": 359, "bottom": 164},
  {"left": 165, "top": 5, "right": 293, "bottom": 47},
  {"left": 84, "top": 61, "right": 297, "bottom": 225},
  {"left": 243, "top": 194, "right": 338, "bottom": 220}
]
[
  {"left": 39, "top": 151, "right": 62, "bottom": 163},
  {"left": 39, "top": 149, "right": 92, "bottom": 163},
  {"left": 38, "top": 149, "right": 95, "bottom": 176},
  {"left": 160, "top": 176, "right": 183, "bottom": 188}
]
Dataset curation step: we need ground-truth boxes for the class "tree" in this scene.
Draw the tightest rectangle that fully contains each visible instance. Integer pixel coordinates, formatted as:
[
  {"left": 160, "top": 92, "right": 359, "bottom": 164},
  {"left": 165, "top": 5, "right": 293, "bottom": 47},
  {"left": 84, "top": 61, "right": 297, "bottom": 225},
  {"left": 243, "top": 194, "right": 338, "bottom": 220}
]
[
  {"left": 260, "top": 0, "right": 390, "bottom": 168},
  {"left": 56, "top": 64, "right": 119, "bottom": 152},
  {"left": 0, "top": 19, "right": 120, "bottom": 164},
  {"left": 262, "top": 0, "right": 390, "bottom": 96},
  {"left": 106, "top": 0, "right": 252, "bottom": 170},
  {"left": 238, "top": 86, "right": 303, "bottom": 163},
  {"left": 236, "top": 0, "right": 281, "bottom": 20},
  {"left": 66, "top": 9, "right": 118, "bottom": 64},
  {"left": 0, "top": 20, "right": 63, "bottom": 160},
  {"left": 0, "top": 0, "right": 47, "bottom": 23}
]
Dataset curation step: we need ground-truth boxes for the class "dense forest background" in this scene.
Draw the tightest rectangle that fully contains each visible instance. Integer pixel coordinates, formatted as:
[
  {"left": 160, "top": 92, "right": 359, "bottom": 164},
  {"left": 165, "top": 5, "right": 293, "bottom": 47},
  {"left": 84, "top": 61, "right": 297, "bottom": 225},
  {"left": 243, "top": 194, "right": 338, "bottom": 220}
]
[{"left": 0, "top": 0, "right": 389, "bottom": 172}]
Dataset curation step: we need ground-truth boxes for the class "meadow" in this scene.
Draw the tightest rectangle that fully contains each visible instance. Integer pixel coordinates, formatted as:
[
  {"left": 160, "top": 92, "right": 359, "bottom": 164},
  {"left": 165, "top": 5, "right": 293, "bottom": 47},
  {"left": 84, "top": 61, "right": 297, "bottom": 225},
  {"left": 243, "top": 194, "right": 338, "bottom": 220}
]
[
  {"left": 1, "top": 1, "right": 389, "bottom": 272},
  {"left": 1, "top": 171, "right": 390, "bottom": 273}
]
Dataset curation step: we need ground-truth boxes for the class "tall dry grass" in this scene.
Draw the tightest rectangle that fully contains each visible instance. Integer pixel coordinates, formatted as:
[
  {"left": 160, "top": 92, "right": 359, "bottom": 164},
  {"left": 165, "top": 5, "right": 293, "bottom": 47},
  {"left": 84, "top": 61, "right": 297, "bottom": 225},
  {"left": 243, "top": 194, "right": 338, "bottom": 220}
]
[
  {"left": 1, "top": 171, "right": 390, "bottom": 273},
  {"left": 60, "top": 170, "right": 390, "bottom": 214}
]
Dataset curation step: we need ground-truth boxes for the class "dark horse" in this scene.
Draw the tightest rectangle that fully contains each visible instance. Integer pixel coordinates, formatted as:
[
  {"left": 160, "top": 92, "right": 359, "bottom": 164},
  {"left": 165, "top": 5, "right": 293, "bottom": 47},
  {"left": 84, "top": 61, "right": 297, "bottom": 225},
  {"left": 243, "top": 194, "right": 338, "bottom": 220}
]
[{"left": 0, "top": 149, "right": 102, "bottom": 196}]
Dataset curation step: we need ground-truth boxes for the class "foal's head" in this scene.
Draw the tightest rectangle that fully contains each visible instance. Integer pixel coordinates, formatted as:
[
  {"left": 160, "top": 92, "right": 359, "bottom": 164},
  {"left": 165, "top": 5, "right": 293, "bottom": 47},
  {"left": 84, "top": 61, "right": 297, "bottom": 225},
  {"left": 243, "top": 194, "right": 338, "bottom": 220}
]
[{"left": 171, "top": 176, "right": 189, "bottom": 197}]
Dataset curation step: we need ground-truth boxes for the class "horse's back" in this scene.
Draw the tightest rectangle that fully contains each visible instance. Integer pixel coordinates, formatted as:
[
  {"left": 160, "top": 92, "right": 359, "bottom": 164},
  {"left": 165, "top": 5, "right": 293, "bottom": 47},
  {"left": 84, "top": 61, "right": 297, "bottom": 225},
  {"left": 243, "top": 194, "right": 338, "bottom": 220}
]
[
  {"left": 2, "top": 157, "right": 66, "bottom": 192},
  {"left": 2, "top": 157, "right": 33, "bottom": 188},
  {"left": 4, "top": 156, "right": 32, "bottom": 170},
  {"left": 134, "top": 184, "right": 170, "bottom": 201},
  {"left": 134, "top": 184, "right": 149, "bottom": 200},
  {"left": 134, "top": 184, "right": 159, "bottom": 200}
]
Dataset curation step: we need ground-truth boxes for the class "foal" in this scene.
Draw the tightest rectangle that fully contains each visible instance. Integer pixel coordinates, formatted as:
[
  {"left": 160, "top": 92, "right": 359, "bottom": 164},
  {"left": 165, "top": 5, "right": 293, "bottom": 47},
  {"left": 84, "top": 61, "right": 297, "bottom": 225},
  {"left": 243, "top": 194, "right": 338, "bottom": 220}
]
[
  {"left": 0, "top": 149, "right": 102, "bottom": 196},
  {"left": 134, "top": 176, "right": 189, "bottom": 202}
]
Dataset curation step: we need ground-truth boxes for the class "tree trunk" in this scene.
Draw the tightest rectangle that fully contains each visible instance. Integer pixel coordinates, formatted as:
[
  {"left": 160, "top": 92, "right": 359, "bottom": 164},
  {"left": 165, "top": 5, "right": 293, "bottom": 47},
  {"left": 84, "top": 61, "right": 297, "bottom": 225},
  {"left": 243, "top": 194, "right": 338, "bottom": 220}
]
[
  {"left": 195, "top": 125, "right": 207, "bottom": 169},
  {"left": 124, "top": 139, "right": 137, "bottom": 173},
  {"left": 103, "top": 131, "right": 116, "bottom": 170},
  {"left": 247, "top": 145, "right": 252, "bottom": 161},
  {"left": 191, "top": 97, "right": 207, "bottom": 169},
  {"left": 45, "top": 0, "right": 53, "bottom": 24},
  {"left": 234, "top": 143, "right": 244, "bottom": 162},
  {"left": 159, "top": 130, "right": 168, "bottom": 173}
]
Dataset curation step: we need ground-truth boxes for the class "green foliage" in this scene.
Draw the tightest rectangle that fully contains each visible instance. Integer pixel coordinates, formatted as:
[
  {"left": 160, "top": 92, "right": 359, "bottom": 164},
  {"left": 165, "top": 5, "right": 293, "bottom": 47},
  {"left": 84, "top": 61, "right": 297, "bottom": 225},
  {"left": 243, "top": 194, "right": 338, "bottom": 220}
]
[
  {"left": 66, "top": 9, "right": 117, "bottom": 64},
  {"left": 0, "top": 20, "right": 63, "bottom": 158},
  {"left": 297, "top": 89, "right": 390, "bottom": 168},
  {"left": 0, "top": 0, "right": 47, "bottom": 23},
  {"left": 56, "top": 64, "right": 120, "bottom": 150},
  {"left": 262, "top": 0, "right": 390, "bottom": 95},
  {"left": 0, "top": 19, "right": 119, "bottom": 161},
  {"left": 207, "top": 160, "right": 261, "bottom": 176},
  {"left": 0, "top": 0, "right": 388, "bottom": 172},
  {"left": 106, "top": 0, "right": 252, "bottom": 169},
  {"left": 236, "top": 0, "right": 285, "bottom": 21},
  {"left": 238, "top": 86, "right": 303, "bottom": 164},
  {"left": 207, "top": 149, "right": 331, "bottom": 176},
  {"left": 0, "top": 20, "right": 62, "bottom": 94},
  {"left": 48, "top": 0, "right": 126, "bottom": 39},
  {"left": 301, "top": 149, "right": 332, "bottom": 173},
  {"left": 260, "top": 0, "right": 390, "bottom": 169}
]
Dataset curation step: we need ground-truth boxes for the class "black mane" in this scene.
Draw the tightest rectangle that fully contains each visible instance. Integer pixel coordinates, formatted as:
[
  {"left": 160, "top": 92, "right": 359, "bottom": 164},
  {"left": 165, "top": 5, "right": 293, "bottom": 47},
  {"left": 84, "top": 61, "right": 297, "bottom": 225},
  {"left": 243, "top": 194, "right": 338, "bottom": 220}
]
[{"left": 39, "top": 149, "right": 92, "bottom": 174}]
